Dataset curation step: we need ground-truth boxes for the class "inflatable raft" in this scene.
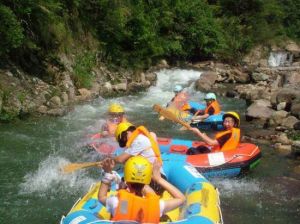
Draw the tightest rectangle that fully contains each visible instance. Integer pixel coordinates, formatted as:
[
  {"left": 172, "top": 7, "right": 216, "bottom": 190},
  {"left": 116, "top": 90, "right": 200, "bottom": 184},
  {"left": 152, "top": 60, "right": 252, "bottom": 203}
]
[
  {"left": 190, "top": 112, "right": 225, "bottom": 131},
  {"left": 158, "top": 137, "right": 261, "bottom": 178},
  {"left": 89, "top": 134, "right": 261, "bottom": 178},
  {"left": 61, "top": 159, "right": 222, "bottom": 224},
  {"left": 166, "top": 101, "right": 224, "bottom": 131}
]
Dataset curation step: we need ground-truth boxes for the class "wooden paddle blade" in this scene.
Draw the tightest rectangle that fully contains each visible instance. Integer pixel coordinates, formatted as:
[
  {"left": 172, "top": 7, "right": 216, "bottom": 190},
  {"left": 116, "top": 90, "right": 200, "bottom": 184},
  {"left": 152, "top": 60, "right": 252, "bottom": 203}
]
[
  {"left": 62, "top": 161, "right": 101, "bottom": 173},
  {"left": 153, "top": 104, "right": 191, "bottom": 129}
]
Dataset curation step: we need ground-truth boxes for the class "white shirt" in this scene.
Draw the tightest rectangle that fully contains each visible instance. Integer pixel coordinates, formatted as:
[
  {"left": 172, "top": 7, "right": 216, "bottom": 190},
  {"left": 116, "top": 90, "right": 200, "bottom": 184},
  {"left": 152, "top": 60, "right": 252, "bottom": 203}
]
[
  {"left": 106, "top": 195, "right": 165, "bottom": 217},
  {"left": 125, "top": 134, "right": 156, "bottom": 164}
]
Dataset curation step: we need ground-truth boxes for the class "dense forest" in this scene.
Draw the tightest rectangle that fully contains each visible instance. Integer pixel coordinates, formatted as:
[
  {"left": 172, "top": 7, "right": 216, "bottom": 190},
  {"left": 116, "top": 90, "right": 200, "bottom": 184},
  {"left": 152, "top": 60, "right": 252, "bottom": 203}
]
[{"left": 0, "top": 0, "right": 299, "bottom": 76}]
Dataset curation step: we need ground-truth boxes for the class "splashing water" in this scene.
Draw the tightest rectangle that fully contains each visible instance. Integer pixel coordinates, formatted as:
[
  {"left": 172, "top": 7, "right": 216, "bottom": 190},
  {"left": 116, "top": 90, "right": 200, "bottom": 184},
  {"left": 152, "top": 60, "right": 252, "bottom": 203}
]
[{"left": 19, "top": 156, "right": 98, "bottom": 196}]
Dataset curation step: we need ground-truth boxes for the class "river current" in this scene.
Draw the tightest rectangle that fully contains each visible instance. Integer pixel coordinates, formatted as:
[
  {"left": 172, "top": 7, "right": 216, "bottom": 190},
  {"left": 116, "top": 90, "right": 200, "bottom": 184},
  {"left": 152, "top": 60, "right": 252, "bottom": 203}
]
[{"left": 0, "top": 69, "right": 299, "bottom": 223}]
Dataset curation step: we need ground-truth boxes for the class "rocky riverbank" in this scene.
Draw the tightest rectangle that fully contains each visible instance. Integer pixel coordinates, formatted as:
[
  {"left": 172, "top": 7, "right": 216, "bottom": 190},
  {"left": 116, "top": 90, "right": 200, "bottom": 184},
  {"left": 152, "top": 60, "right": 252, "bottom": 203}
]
[{"left": 190, "top": 41, "right": 300, "bottom": 171}]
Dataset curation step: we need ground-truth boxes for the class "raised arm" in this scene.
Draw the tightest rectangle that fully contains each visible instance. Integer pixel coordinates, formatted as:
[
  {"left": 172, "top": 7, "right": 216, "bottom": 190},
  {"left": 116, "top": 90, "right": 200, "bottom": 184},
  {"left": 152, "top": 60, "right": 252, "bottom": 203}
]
[
  {"left": 189, "top": 127, "right": 219, "bottom": 146},
  {"left": 98, "top": 158, "right": 115, "bottom": 205},
  {"left": 151, "top": 161, "right": 185, "bottom": 213}
]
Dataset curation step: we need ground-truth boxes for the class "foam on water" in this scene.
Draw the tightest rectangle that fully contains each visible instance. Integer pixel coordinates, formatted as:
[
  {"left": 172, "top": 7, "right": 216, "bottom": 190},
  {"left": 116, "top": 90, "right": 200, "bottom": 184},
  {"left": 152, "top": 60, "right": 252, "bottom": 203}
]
[
  {"left": 19, "top": 156, "right": 98, "bottom": 196},
  {"left": 213, "top": 178, "right": 261, "bottom": 197}
]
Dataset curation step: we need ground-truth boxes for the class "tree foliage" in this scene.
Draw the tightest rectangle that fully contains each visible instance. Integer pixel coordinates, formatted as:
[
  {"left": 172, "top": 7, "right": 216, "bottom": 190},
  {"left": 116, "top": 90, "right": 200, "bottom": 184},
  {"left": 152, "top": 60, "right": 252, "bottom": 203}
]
[
  {"left": 0, "top": 4, "right": 24, "bottom": 55},
  {"left": 0, "top": 0, "right": 299, "bottom": 69}
]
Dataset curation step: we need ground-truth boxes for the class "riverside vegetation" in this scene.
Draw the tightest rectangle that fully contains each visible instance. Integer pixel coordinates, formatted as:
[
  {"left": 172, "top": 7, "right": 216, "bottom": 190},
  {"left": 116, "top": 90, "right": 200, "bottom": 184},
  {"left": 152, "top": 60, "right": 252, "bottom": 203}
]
[{"left": 0, "top": 0, "right": 299, "bottom": 121}]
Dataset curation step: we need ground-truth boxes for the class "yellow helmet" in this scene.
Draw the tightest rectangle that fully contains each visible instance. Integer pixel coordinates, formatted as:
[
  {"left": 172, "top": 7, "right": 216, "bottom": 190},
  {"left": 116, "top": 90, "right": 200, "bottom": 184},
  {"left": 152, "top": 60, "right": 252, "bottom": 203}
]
[
  {"left": 108, "top": 103, "right": 124, "bottom": 114},
  {"left": 223, "top": 111, "right": 240, "bottom": 127},
  {"left": 124, "top": 156, "right": 152, "bottom": 185},
  {"left": 115, "top": 121, "right": 134, "bottom": 141}
]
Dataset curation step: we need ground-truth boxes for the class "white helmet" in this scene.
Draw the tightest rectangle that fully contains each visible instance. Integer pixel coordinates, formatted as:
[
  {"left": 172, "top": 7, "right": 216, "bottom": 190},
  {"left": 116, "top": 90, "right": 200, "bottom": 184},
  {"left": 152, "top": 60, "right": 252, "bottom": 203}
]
[
  {"left": 173, "top": 85, "right": 183, "bottom": 93},
  {"left": 204, "top": 92, "right": 217, "bottom": 100}
]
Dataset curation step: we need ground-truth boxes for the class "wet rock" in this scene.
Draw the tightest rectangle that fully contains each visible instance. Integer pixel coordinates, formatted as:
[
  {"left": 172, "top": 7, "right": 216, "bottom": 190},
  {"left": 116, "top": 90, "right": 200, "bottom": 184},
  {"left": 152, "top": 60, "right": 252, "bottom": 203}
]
[
  {"left": 271, "top": 133, "right": 292, "bottom": 145},
  {"left": 270, "top": 75, "right": 284, "bottom": 89},
  {"left": 285, "top": 40, "right": 300, "bottom": 54},
  {"left": 246, "top": 100, "right": 274, "bottom": 120},
  {"left": 195, "top": 71, "right": 218, "bottom": 92},
  {"left": 61, "top": 92, "right": 69, "bottom": 105},
  {"left": 291, "top": 103, "right": 300, "bottom": 119},
  {"left": 275, "top": 126, "right": 288, "bottom": 131},
  {"left": 276, "top": 88, "right": 300, "bottom": 104},
  {"left": 274, "top": 143, "right": 292, "bottom": 155},
  {"left": 251, "top": 72, "right": 269, "bottom": 82},
  {"left": 77, "top": 88, "right": 92, "bottom": 101},
  {"left": 284, "top": 71, "right": 300, "bottom": 88},
  {"left": 47, "top": 108, "right": 67, "bottom": 116},
  {"left": 292, "top": 141, "right": 300, "bottom": 155},
  {"left": 37, "top": 105, "right": 48, "bottom": 114},
  {"left": 277, "top": 102, "right": 287, "bottom": 111},
  {"left": 225, "top": 90, "right": 238, "bottom": 98},
  {"left": 294, "top": 122, "right": 300, "bottom": 130},
  {"left": 49, "top": 96, "right": 62, "bottom": 108},
  {"left": 112, "top": 82, "right": 127, "bottom": 92},
  {"left": 235, "top": 84, "right": 270, "bottom": 102},
  {"left": 270, "top": 110, "right": 288, "bottom": 126},
  {"left": 282, "top": 116, "right": 299, "bottom": 129},
  {"left": 243, "top": 128, "right": 275, "bottom": 140},
  {"left": 157, "top": 59, "right": 169, "bottom": 68},
  {"left": 293, "top": 165, "right": 300, "bottom": 175},
  {"left": 127, "top": 81, "right": 151, "bottom": 92},
  {"left": 145, "top": 72, "right": 157, "bottom": 84},
  {"left": 6, "top": 71, "right": 13, "bottom": 77},
  {"left": 232, "top": 68, "right": 249, "bottom": 83}
]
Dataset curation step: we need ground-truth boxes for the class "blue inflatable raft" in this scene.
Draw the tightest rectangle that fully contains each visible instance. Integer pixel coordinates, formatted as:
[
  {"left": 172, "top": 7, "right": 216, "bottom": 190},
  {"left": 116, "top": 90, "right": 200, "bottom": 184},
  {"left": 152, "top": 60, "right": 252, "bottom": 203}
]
[{"left": 60, "top": 157, "right": 222, "bottom": 224}]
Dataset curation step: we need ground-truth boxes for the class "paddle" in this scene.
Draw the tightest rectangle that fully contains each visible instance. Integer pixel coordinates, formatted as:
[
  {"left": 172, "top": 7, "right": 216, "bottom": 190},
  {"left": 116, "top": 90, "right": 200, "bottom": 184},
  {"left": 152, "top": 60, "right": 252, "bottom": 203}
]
[
  {"left": 62, "top": 161, "right": 103, "bottom": 173},
  {"left": 153, "top": 104, "right": 191, "bottom": 129}
]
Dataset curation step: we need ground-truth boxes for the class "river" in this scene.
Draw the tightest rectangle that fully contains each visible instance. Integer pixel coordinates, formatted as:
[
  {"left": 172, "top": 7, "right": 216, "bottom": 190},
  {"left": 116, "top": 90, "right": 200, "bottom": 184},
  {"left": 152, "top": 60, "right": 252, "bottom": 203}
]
[{"left": 0, "top": 69, "right": 299, "bottom": 223}]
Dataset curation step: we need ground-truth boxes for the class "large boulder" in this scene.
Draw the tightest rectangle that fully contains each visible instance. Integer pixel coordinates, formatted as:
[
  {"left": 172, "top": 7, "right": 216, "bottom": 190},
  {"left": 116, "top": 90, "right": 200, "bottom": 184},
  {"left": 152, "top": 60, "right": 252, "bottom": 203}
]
[
  {"left": 269, "top": 110, "right": 288, "bottom": 126},
  {"left": 282, "top": 116, "right": 299, "bottom": 129},
  {"left": 275, "top": 88, "right": 300, "bottom": 104},
  {"left": 283, "top": 71, "right": 300, "bottom": 88},
  {"left": 251, "top": 72, "right": 269, "bottom": 82},
  {"left": 195, "top": 71, "right": 218, "bottom": 92},
  {"left": 246, "top": 100, "right": 274, "bottom": 120},
  {"left": 291, "top": 102, "right": 300, "bottom": 119},
  {"left": 231, "top": 68, "right": 250, "bottom": 83}
]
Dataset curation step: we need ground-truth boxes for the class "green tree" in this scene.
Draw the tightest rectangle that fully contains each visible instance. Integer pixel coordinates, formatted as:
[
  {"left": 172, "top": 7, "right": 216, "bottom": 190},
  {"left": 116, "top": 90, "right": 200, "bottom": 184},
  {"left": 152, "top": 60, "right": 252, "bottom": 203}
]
[{"left": 0, "top": 4, "right": 24, "bottom": 55}]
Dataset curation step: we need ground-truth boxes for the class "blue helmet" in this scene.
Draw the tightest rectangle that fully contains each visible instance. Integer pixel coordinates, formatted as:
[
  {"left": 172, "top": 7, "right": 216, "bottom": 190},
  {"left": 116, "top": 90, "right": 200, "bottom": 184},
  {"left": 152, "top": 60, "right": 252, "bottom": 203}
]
[
  {"left": 204, "top": 92, "right": 216, "bottom": 100},
  {"left": 173, "top": 85, "right": 183, "bottom": 93}
]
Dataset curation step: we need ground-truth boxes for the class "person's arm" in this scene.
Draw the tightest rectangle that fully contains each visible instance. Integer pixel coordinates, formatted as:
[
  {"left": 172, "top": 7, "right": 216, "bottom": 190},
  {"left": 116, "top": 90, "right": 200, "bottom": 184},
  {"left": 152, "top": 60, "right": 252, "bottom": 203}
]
[
  {"left": 189, "top": 127, "right": 219, "bottom": 146},
  {"left": 113, "top": 152, "right": 131, "bottom": 164},
  {"left": 98, "top": 158, "right": 115, "bottom": 205},
  {"left": 193, "top": 109, "right": 203, "bottom": 116},
  {"left": 192, "top": 113, "right": 209, "bottom": 121},
  {"left": 100, "top": 122, "right": 109, "bottom": 137},
  {"left": 151, "top": 161, "right": 185, "bottom": 213}
]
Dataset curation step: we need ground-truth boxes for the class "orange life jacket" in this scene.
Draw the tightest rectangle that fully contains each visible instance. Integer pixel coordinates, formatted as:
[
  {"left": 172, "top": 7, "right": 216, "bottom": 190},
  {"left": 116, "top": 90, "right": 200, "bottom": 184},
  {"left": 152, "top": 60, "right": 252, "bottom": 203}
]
[
  {"left": 214, "top": 128, "right": 240, "bottom": 151},
  {"left": 112, "top": 189, "right": 160, "bottom": 223},
  {"left": 172, "top": 92, "right": 189, "bottom": 110},
  {"left": 204, "top": 100, "right": 221, "bottom": 115},
  {"left": 181, "top": 102, "right": 191, "bottom": 111},
  {"left": 126, "top": 126, "right": 162, "bottom": 163},
  {"left": 107, "top": 117, "right": 127, "bottom": 136}
]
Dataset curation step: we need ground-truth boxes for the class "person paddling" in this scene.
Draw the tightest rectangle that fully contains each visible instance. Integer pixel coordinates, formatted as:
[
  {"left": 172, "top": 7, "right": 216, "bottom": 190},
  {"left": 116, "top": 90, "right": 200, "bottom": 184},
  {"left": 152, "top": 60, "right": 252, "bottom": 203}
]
[
  {"left": 191, "top": 92, "right": 221, "bottom": 122},
  {"left": 98, "top": 156, "right": 185, "bottom": 223},
  {"left": 187, "top": 111, "right": 240, "bottom": 154},
  {"left": 100, "top": 103, "right": 128, "bottom": 137}
]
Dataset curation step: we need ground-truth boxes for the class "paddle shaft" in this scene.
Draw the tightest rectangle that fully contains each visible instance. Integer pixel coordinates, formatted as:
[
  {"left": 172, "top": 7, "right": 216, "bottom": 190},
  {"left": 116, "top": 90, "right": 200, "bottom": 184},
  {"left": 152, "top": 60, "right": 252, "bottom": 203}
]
[
  {"left": 62, "top": 161, "right": 103, "bottom": 173},
  {"left": 153, "top": 104, "right": 191, "bottom": 129}
]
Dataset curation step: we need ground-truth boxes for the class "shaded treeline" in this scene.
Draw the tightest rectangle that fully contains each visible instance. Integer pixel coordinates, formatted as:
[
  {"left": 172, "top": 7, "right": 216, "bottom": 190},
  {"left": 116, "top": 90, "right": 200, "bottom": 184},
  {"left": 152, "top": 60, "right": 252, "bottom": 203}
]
[{"left": 0, "top": 0, "right": 299, "bottom": 72}]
